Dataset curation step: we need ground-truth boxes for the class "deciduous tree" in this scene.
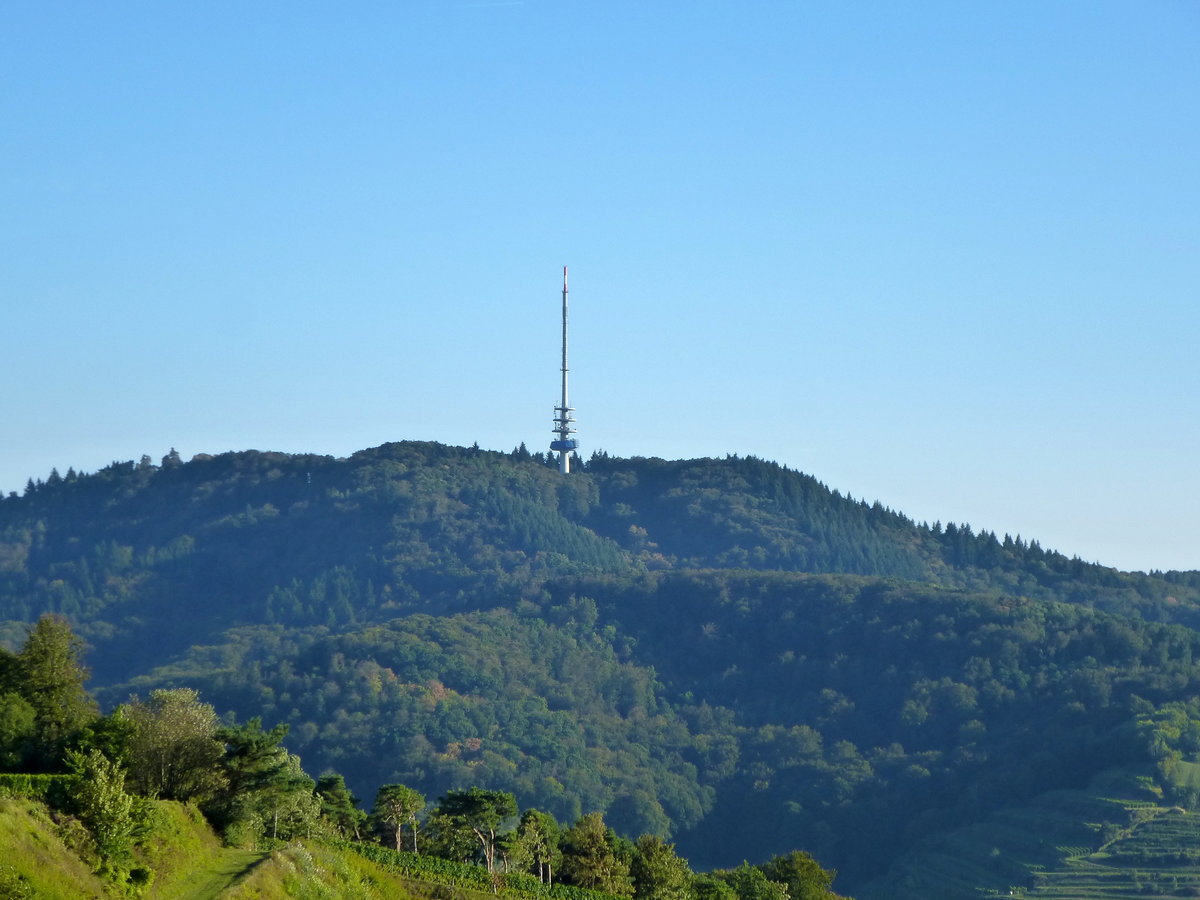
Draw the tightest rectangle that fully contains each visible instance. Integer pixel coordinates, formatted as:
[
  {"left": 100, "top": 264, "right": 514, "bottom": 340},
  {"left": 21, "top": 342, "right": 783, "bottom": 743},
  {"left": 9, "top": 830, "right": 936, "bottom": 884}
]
[
  {"left": 122, "top": 688, "right": 226, "bottom": 802},
  {"left": 68, "top": 748, "right": 137, "bottom": 869},
  {"left": 511, "top": 809, "right": 562, "bottom": 884},
  {"left": 631, "top": 834, "right": 692, "bottom": 900},
  {"left": 561, "top": 811, "right": 634, "bottom": 897},
  {"left": 0, "top": 692, "right": 36, "bottom": 769},
  {"left": 760, "top": 850, "right": 843, "bottom": 900},
  {"left": 714, "top": 863, "right": 787, "bottom": 900}
]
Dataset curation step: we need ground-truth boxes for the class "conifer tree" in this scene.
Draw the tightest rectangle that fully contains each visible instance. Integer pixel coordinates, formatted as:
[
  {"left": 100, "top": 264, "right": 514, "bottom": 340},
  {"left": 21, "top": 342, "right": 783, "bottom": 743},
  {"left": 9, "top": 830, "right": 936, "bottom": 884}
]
[
  {"left": 17, "top": 615, "right": 98, "bottom": 765},
  {"left": 371, "top": 783, "right": 425, "bottom": 852},
  {"left": 316, "top": 773, "right": 366, "bottom": 840},
  {"left": 433, "top": 788, "right": 517, "bottom": 874}
]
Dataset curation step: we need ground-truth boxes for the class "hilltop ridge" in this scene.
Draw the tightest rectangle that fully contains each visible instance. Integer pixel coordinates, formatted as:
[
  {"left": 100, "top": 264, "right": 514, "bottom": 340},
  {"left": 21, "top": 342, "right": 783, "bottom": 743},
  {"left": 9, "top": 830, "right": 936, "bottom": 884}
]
[{"left": 4, "top": 441, "right": 1200, "bottom": 893}]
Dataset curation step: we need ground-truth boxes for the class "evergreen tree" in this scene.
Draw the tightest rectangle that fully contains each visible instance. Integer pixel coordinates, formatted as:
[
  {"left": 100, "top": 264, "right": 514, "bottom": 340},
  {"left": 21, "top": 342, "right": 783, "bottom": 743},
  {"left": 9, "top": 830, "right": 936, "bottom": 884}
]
[
  {"left": 371, "top": 783, "right": 425, "bottom": 852},
  {"left": 17, "top": 615, "right": 98, "bottom": 765},
  {"left": 260, "top": 754, "right": 320, "bottom": 841},
  {"left": 316, "top": 773, "right": 366, "bottom": 839},
  {"left": 433, "top": 787, "right": 517, "bottom": 873},
  {"left": 204, "top": 717, "right": 302, "bottom": 843}
]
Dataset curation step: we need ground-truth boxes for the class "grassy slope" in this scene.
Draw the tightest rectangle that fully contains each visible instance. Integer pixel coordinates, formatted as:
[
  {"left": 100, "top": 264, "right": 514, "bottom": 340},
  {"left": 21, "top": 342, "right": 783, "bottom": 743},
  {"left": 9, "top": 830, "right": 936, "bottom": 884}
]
[
  {"left": 0, "top": 796, "right": 415, "bottom": 900},
  {"left": 0, "top": 797, "right": 107, "bottom": 898},
  {"left": 857, "top": 769, "right": 1200, "bottom": 900},
  {"left": 219, "top": 842, "right": 429, "bottom": 900},
  {"left": 0, "top": 795, "right": 269, "bottom": 899},
  {"left": 135, "top": 801, "right": 265, "bottom": 898},
  {"left": 0, "top": 796, "right": 501, "bottom": 900}
]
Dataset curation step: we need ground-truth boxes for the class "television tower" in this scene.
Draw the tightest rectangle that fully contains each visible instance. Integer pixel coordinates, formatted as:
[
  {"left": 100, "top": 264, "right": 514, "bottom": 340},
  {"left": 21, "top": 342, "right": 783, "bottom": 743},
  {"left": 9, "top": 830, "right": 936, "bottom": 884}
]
[{"left": 550, "top": 266, "right": 578, "bottom": 474}]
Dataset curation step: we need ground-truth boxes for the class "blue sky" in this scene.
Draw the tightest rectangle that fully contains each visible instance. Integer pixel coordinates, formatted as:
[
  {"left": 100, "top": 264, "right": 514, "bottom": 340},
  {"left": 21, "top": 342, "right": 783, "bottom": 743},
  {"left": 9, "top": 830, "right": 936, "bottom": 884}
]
[{"left": 3, "top": 2, "right": 1197, "bottom": 572}]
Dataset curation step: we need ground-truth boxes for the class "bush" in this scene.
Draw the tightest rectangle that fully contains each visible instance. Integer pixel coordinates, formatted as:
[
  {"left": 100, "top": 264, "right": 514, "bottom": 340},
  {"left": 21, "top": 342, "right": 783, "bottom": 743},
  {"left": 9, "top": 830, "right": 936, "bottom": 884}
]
[{"left": 0, "top": 773, "right": 76, "bottom": 805}]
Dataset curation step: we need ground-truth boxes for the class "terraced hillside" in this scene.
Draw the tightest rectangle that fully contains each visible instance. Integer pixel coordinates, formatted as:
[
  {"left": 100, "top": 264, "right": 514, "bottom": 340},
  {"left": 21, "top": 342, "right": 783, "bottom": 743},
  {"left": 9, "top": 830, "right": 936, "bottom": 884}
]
[
  {"left": 859, "top": 770, "right": 1200, "bottom": 899},
  {"left": 1029, "top": 808, "right": 1200, "bottom": 899}
]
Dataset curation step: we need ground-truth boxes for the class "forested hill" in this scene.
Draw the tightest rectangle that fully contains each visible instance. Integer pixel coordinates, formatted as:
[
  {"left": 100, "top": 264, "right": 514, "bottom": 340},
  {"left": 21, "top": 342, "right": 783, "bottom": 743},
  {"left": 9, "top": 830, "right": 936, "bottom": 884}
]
[
  {"left": 3, "top": 441, "right": 1197, "bottom": 646},
  {"left": 4, "top": 441, "right": 1200, "bottom": 893}
]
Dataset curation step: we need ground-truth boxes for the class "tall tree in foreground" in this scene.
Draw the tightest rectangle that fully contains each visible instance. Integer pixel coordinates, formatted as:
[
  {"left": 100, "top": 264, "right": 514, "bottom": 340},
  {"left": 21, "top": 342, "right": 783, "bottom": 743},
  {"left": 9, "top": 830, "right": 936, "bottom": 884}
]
[
  {"left": 372, "top": 783, "right": 426, "bottom": 852},
  {"left": 561, "top": 812, "right": 634, "bottom": 897},
  {"left": 122, "top": 688, "right": 227, "bottom": 802},
  {"left": 631, "top": 834, "right": 692, "bottom": 900},
  {"left": 17, "top": 615, "right": 98, "bottom": 766},
  {"left": 511, "top": 809, "right": 562, "bottom": 884},
  {"left": 433, "top": 788, "right": 517, "bottom": 874},
  {"left": 760, "top": 850, "right": 845, "bottom": 900},
  {"left": 204, "top": 717, "right": 316, "bottom": 845},
  {"left": 317, "top": 773, "right": 366, "bottom": 840}
]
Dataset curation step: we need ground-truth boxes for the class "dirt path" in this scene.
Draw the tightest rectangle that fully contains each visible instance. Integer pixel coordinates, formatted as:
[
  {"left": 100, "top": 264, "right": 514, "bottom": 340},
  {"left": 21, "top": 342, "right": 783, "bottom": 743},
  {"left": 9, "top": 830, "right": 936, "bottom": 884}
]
[{"left": 173, "top": 848, "right": 267, "bottom": 900}]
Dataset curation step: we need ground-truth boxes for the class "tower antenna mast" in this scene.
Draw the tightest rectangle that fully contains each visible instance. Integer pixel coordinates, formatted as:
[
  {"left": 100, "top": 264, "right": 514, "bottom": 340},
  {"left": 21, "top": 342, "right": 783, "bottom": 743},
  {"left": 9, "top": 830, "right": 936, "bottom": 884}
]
[{"left": 550, "top": 266, "right": 578, "bottom": 473}]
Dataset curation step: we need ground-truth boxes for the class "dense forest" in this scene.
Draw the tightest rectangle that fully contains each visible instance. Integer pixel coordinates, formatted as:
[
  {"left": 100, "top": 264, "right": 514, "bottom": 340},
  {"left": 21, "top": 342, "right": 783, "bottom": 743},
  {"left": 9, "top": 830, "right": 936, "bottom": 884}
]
[
  {"left": 3, "top": 441, "right": 1200, "bottom": 895},
  {"left": 0, "top": 615, "right": 843, "bottom": 898}
]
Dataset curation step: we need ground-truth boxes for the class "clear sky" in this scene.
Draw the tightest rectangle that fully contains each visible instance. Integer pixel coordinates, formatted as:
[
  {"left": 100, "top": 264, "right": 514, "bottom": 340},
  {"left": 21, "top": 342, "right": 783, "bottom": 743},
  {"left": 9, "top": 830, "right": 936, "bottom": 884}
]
[{"left": 3, "top": 2, "right": 1197, "bottom": 573}]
